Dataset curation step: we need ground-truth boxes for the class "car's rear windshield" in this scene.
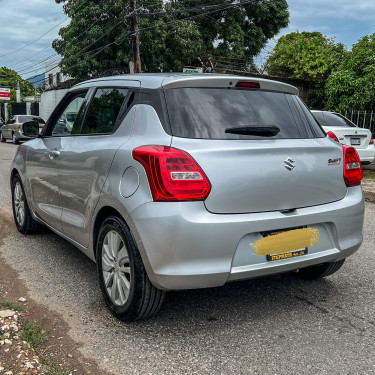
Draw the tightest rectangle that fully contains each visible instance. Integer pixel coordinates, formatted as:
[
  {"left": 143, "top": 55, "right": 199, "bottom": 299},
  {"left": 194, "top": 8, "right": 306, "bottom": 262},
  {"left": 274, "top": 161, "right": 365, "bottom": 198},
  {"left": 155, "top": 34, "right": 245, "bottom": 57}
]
[
  {"left": 313, "top": 112, "right": 356, "bottom": 128},
  {"left": 165, "top": 88, "right": 324, "bottom": 140}
]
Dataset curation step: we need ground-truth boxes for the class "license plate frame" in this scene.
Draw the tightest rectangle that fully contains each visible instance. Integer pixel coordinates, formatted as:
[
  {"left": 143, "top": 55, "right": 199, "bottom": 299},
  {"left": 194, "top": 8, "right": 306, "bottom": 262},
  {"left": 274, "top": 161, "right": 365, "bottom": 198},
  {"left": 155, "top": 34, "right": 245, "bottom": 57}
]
[
  {"left": 350, "top": 138, "right": 360, "bottom": 145},
  {"left": 266, "top": 249, "right": 308, "bottom": 262}
]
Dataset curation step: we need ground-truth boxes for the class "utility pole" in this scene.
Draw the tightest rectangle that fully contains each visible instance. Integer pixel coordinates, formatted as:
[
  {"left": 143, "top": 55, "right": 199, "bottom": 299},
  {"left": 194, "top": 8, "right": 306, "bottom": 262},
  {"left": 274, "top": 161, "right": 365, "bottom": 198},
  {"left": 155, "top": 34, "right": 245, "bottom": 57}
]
[{"left": 129, "top": 0, "right": 142, "bottom": 73}]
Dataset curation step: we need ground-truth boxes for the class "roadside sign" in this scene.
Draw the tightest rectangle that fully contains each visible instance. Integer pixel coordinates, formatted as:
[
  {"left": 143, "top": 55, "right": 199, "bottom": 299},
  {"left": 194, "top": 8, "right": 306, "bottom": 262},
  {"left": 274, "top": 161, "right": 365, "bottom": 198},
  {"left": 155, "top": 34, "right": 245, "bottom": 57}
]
[
  {"left": 0, "top": 88, "right": 11, "bottom": 100},
  {"left": 183, "top": 67, "right": 203, "bottom": 74}
]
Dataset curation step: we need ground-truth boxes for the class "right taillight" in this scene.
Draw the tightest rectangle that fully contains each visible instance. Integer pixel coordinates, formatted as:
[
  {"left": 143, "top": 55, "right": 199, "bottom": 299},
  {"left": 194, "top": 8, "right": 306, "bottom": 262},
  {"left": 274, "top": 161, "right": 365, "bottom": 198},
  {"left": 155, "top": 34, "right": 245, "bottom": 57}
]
[
  {"left": 370, "top": 134, "right": 374, "bottom": 145},
  {"left": 342, "top": 145, "right": 363, "bottom": 187},
  {"left": 327, "top": 131, "right": 339, "bottom": 142},
  {"left": 132, "top": 145, "right": 211, "bottom": 201}
]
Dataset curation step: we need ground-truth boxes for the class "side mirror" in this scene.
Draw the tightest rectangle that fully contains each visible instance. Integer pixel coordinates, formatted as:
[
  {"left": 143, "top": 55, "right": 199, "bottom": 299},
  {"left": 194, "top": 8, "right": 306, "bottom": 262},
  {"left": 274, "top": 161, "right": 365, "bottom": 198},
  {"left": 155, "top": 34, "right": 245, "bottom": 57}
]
[{"left": 22, "top": 121, "right": 40, "bottom": 138}]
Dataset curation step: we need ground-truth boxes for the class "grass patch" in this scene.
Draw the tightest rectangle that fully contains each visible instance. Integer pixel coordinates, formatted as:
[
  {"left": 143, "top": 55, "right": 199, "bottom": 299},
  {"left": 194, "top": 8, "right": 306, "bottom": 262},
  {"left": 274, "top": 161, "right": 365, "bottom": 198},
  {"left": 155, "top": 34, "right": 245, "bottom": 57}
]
[
  {"left": 22, "top": 321, "right": 45, "bottom": 349},
  {"left": 40, "top": 359, "right": 71, "bottom": 375},
  {"left": 363, "top": 170, "right": 375, "bottom": 180},
  {"left": 0, "top": 301, "right": 26, "bottom": 311}
]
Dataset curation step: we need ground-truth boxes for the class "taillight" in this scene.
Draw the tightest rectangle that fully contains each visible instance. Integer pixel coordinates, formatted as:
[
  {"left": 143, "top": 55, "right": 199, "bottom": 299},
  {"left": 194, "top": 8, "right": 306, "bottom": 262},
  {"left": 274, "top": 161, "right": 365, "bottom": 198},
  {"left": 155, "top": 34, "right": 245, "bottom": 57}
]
[
  {"left": 343, "top": 145, "right": 363, "bottom": 187},
  {"left": 370, "top": 134, "right": 374, "bottom": 145},
  {"left": 327, "top": 131, "right": 339, "bottom": 142},
  {"left": 132, "top": 145, "right": 211, "bottom": 201}
]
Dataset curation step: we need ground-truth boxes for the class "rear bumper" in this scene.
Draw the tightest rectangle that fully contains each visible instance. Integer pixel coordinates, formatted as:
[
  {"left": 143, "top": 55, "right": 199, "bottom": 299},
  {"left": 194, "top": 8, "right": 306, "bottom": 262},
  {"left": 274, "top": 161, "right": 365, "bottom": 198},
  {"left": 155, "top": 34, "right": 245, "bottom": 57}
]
[
  {"left": 356, "top": 146, "right": 375, "bottom": 163},
  {"left": 128, "top": 186, "right": 364, "bottom": 290}
]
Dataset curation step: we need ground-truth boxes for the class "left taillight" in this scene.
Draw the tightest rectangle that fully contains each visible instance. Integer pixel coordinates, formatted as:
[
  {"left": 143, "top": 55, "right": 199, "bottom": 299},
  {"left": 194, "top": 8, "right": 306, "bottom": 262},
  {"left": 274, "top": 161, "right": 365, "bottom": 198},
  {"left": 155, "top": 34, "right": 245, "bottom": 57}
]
[
  {"left": 327, "top": 131, "right": 339, "bottom": 142},
  {"left": 342, "top": 145, "right": 363, "bottom": 187},
  {"left": 132, "top": 145, "right": 211, "bottom": 201}
]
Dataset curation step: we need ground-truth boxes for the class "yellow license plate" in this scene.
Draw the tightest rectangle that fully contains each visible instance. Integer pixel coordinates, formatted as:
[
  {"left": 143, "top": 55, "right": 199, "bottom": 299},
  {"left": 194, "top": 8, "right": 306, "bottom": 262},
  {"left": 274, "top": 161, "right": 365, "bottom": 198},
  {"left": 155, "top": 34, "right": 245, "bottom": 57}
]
[{"left": 266, "top": 249, "right": 308, "bottom": 261}]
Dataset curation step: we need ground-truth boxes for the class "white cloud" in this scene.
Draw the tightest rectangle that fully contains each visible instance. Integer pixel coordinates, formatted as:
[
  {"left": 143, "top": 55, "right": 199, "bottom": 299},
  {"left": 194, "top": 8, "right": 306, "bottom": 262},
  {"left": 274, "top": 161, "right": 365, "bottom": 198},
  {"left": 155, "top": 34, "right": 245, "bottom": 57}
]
[{"left": 0, "top": 0, "right": 67, "bottom": 77}]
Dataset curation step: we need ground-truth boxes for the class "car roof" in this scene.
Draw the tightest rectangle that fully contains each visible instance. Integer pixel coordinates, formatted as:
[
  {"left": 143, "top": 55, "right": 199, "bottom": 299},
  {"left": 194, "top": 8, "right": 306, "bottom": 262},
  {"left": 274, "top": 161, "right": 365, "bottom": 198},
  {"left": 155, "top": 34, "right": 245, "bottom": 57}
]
[{"left": 72, "top": 73, "right": 299, "bottom": 95}]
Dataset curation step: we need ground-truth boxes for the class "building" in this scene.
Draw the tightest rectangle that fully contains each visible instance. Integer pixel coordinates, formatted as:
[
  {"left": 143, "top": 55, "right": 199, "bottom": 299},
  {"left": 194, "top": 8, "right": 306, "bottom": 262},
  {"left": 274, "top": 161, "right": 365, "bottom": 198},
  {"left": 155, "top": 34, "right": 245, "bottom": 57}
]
[{"left": 45, "top": 59, "right": 71, "bottom": 90}]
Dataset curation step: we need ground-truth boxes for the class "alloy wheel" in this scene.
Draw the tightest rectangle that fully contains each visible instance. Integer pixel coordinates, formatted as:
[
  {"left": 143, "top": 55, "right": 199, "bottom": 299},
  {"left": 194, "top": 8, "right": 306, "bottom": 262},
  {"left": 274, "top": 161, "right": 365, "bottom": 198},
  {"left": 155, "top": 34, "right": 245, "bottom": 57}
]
[
  {"left": 13, "top": 181, "right": 25, "bottom": 227},
  {"left": 101, "top": 230, "right": 131, "bottom": 306}
]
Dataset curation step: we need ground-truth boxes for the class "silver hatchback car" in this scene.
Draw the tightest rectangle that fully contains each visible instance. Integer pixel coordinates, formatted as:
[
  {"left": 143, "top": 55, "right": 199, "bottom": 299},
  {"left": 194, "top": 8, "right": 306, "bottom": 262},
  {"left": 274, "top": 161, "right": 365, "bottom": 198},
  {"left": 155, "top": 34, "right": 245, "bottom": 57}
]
[{"left": 10, "top": 74, "right": 364, "bottom": 321}]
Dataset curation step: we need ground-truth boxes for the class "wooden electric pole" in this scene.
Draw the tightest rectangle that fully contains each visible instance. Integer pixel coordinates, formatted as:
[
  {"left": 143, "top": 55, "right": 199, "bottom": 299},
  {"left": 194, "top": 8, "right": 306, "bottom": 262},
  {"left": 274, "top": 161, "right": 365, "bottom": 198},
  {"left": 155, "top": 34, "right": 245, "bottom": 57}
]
[{"left": 129, "top": 0, "right": 142, "bottom": 73}]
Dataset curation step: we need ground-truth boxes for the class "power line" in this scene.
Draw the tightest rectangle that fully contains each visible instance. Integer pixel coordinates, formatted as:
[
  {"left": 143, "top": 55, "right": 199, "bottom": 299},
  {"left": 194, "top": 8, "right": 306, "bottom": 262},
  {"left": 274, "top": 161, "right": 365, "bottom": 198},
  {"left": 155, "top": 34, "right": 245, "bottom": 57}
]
[{"left": 0, "top": 17, "right": 69, "bottom": 58}]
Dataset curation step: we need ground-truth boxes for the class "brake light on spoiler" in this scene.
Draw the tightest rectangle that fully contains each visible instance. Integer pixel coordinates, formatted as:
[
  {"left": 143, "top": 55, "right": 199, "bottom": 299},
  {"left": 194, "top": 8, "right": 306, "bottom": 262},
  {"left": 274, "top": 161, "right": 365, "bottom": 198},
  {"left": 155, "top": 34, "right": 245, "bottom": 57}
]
[
  {"left": 235, "top": 81, "right": 260, "bottom": 89},
  {"left": 133, "top": 145, "right": 211, "bottom": 201}
]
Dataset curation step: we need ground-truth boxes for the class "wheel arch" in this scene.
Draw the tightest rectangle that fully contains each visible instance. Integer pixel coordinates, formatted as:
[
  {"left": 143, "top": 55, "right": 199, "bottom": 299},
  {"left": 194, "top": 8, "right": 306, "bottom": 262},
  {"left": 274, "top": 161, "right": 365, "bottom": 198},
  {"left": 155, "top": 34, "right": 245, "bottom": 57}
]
[
  {"left": 91, "top": 204, "right": 161, "bottom": 289},
  {"left": 10, "top": 167, "right": 20, "bottom": 185},
  {"left": 92, "top": 206, "right": 125, "bottom": 260}
]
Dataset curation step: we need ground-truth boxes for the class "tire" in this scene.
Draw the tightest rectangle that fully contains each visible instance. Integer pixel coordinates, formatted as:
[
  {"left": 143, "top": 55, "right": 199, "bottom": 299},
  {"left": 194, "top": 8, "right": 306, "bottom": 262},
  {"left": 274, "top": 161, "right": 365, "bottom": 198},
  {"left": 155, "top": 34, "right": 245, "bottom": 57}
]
[
  {"left": 293, "top": 259, "right": 345, "bottom": 280},
  {"left": 96, "top": 216, "right": 165, "bottom": 321},
  {"left": 0, "top": 132, "right": 5, "bottom": 142},
  {"left": 11, "top": 174, "right": 40, "bottom": 234},
  {"left": 12, "top": 133, "right": 20, "bottom": 145}
]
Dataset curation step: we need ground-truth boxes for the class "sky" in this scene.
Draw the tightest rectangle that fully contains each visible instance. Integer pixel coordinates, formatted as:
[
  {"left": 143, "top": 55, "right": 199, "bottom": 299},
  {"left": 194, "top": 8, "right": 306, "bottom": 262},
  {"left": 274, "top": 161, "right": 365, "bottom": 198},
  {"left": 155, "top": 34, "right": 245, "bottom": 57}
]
[{"left": 0, "top": 0, "right": 374, "bottom": 79}]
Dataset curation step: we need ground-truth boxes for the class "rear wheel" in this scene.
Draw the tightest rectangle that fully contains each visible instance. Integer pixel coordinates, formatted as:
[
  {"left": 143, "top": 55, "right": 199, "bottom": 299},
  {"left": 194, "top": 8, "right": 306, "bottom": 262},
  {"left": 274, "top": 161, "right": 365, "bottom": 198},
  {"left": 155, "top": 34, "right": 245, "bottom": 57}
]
[
  {"left": 11, "top": 174, "right": 40, "bottom": 234},
  {"left": 12, "top": 133, "right": 20, "bottom": 145},
  {"left": 0, "top": 132, "right": 5, "bottom": 142},
  {"left": 293, "top": 259, "right": 345, "bottom": 280},
  {"left": 96, "top": 216, "right": 165, "bottom": 321}
]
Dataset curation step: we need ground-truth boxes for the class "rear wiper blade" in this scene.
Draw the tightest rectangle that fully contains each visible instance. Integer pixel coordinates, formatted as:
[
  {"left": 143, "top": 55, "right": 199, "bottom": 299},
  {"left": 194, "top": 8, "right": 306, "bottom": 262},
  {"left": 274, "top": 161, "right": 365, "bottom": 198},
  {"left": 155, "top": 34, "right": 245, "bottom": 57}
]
[{"left": 225, "top": 125, "right": 280, "bottom": 137}]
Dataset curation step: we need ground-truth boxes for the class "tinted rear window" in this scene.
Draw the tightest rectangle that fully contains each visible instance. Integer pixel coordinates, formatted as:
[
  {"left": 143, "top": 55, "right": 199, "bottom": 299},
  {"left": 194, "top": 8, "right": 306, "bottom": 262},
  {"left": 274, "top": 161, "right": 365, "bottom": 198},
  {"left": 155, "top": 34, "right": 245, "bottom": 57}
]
[
  {"left": 165, "top": 88, "right": 314, "bottom": 140},
  {"left": 313, "top": 112, "right": 356, "bottom": 128}
]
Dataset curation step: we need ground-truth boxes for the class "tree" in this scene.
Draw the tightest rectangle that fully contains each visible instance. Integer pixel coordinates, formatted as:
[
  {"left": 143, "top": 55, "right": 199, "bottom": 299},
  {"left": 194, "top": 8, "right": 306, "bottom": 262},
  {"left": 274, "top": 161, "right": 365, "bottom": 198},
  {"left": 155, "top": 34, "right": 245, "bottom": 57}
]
[
  {"left": 0, "top": 67, "right": 35, "bottom": 102},
  {"left": 326, "top": 33, "right": 375, "bottom": 111},
  {"left": 52, "top": 0, "right": 289, "bottom": 81},
  {"left": 266, "top": 31, "right": 346, "bottom": 108}
]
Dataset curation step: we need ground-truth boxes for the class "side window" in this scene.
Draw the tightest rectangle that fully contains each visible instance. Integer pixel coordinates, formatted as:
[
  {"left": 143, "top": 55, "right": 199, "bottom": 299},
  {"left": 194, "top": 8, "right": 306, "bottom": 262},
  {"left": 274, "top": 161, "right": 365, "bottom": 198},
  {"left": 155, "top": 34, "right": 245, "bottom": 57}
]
[
  {"left": 51, "top": 93, "right": 87, "bottom": 136},
  {"left": 81, "top": 88, "right": 128, "bottom": 134},
  {"left": 7, "top": 116, "right": 16, "bottom": 124}
]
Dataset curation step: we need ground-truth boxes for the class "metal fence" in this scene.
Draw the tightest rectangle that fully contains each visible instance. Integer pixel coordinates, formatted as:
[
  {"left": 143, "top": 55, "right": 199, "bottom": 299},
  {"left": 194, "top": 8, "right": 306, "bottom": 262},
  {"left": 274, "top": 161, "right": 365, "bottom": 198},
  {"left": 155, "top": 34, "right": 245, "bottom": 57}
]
[{"left": 338, "top": 110, "right": 375, "bottom": 133}]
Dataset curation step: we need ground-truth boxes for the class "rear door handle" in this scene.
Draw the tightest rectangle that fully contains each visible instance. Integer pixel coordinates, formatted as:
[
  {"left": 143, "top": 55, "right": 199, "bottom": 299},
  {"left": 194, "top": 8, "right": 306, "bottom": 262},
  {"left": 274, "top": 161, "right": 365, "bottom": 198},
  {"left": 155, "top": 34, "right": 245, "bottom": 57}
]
[{"left": 49, "top": 149, "right": 60, "bottom": 159}]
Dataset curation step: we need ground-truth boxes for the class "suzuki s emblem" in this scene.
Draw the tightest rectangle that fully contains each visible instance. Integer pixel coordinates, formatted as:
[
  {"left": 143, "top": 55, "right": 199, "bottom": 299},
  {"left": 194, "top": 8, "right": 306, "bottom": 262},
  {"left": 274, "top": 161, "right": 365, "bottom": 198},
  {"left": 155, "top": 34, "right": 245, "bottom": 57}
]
[{"left": 284, "top": 157, "right": 295, "bottom": 171}]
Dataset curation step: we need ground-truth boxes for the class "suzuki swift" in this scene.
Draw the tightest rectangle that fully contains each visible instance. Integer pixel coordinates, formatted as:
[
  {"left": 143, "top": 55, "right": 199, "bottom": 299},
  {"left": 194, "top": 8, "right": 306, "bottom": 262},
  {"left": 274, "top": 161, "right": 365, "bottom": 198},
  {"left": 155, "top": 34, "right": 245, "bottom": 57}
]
[{"left": 10, "top": 74, "right": 364, "bottom": 321}]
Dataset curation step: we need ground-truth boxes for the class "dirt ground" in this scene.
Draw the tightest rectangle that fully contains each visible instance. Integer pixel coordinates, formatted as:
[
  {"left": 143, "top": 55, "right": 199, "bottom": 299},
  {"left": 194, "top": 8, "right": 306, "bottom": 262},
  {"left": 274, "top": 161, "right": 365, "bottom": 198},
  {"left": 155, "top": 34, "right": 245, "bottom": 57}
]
[{"left": 0, "top": 209, "right": 104, "bottom": 375}]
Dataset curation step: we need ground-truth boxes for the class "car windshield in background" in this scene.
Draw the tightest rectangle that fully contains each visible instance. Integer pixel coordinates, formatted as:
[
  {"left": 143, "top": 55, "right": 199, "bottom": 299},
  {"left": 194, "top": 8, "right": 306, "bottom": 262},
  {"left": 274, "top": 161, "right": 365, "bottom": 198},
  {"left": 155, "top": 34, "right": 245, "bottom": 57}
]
[
  {"left": 18, "top": 115, "right": 45, "bottom": 124},
  {"left": 313, "top": 112, "right": 356, "bottom": 127},
  {"left": 165, "top": 88, "right": 323, "bottom": 140}
]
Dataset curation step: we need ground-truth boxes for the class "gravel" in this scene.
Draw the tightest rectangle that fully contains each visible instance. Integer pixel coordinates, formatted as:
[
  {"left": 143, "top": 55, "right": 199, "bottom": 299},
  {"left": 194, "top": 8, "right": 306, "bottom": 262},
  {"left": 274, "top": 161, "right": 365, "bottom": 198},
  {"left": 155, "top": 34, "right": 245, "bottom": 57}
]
[{"left": 1, "top": 142, "right": 375, "bottom": 374}]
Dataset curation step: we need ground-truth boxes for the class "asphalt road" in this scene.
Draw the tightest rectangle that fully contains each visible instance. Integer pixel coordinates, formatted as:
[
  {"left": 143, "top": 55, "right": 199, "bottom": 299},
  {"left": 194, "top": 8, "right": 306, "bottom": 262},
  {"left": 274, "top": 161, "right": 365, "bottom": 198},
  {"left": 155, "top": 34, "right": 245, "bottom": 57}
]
[{"left": 0, "top": 141, "right": 375, "bottom": 375}]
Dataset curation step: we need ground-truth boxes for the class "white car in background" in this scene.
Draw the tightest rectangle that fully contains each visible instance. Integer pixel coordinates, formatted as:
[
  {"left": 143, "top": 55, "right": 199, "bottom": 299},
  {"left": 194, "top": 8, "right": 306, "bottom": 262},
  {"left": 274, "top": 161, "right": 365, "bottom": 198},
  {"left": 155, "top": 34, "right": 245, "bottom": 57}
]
[{"left": 311, "top": 111, "right": 375, "bottom": 165}]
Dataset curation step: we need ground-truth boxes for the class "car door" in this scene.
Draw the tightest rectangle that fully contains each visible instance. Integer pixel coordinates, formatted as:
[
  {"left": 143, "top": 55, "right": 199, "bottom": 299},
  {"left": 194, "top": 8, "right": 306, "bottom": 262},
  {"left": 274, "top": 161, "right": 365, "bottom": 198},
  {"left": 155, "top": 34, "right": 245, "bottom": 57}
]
[
  {"left": 58, "top": 84, "right": 138, "bottom": 248},
  {"left": 26, "top": 89, "right": 90, "bottom": 231},
  {"left": 3, "top": 116, "right": 16, "bottom": 138}
]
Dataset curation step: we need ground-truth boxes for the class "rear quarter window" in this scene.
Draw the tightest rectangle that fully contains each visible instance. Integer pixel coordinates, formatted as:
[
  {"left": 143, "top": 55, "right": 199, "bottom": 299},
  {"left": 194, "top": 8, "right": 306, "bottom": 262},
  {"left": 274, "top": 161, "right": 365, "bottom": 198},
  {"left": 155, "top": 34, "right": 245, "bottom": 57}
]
[{"left": 165, "top": 88, "right": 319, "bottom": 140}]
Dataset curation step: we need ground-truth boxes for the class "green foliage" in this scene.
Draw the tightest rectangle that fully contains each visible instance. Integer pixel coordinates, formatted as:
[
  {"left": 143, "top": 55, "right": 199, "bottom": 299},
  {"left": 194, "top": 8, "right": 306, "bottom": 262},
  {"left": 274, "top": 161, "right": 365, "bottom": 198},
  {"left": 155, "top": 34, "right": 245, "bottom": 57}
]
[
  {"left": 53, "top": 0, "right": 289, "bottom": 80},
  {"left": 326, "top": 33, "right": 375, "bottom": 111},
  {"left": 0, "top": 301, "right": 26, "bottom": 311},
  {"left": 22, "top": 321, "right": 45, "bottom": 349},
  {"left": 0, "top": 67, "right": 34, "bottom": 102},
  {"left": 267, "top": 32, "right": 346, "bottom": 107}
]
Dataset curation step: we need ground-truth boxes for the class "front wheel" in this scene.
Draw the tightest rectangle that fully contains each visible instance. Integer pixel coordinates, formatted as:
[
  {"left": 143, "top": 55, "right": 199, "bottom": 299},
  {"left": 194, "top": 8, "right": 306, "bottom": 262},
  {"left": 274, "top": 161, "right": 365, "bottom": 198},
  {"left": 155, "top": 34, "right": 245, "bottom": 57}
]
[
  {"left": 96, "top": 216, "right": 165, "bottom": 321},
  {"left": 11, "top": 175, "right": 40, "bottom": 234},
  {"left": 0, "top": 132, "right": 5, "bottom": 142},
  {"left": 12, "top": 133, "right": 20, "bottom": 145},
  {"left": 293, "top": 259, "right": 345, "bottom": 280}
]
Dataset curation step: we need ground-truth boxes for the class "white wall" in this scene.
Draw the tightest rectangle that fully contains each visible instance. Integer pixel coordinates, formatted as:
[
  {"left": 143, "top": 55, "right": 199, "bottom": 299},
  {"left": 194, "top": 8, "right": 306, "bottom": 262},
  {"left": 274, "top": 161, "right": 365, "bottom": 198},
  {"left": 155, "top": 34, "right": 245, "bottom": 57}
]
[{"left": 40, "top": 89, "right": 68, "bottom": 122}]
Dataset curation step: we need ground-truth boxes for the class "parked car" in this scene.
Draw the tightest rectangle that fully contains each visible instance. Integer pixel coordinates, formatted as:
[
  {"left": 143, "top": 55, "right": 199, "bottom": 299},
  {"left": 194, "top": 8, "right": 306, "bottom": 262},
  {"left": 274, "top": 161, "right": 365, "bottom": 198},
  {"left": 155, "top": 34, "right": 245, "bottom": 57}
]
[
  {"left": 311, "top": 110, "right": 375, "bottom": 165},
  {"left": 0, "top": 115, "right": 45, "bottom": 144},
  {"left": 10, "top": 75, "right": 364, "bottom": 321}
]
